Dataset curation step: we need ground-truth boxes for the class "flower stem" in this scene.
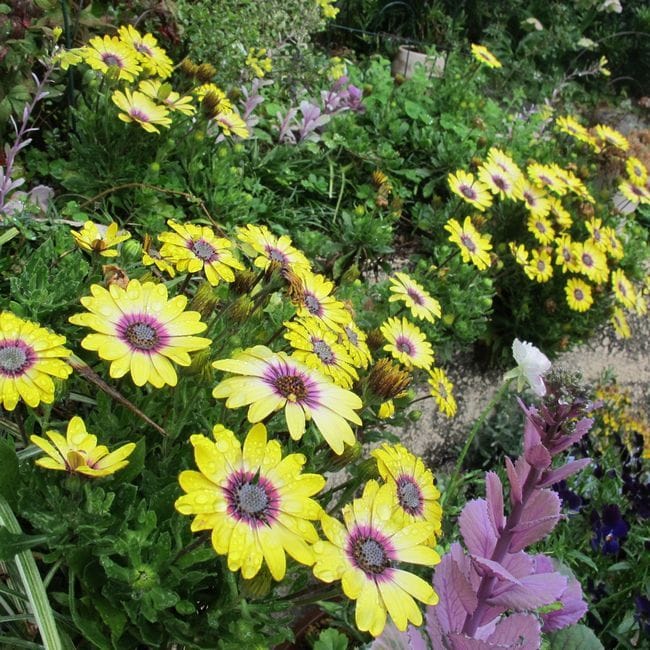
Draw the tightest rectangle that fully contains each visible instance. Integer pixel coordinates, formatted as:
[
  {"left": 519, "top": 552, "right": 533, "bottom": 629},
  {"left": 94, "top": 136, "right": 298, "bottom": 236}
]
[{"left": 441, "top": 379, "right": 511, "bottom": 509}]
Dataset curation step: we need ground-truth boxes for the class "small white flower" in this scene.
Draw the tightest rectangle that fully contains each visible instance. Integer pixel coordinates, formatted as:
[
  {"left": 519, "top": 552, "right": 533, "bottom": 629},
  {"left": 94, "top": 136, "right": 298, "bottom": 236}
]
[
  {"left": 503, "top": 338, "right": 552, "bottom": 396},
  {"left": 598, "top": 0, "right": 622, "bottom": 13}
]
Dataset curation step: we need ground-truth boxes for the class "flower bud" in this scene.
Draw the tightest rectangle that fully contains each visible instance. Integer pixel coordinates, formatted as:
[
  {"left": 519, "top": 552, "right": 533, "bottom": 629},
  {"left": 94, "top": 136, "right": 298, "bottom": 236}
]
[
  {"left": 190, "top": 281, "right": 219, "bottom": 319},
  {"left": 102, "top": 264, "right": 129, "bottom": 290},
  {"left": 367, "top": 358, "right": 412, "bottom": 399},
  {"left": 327, "top": 441, "right": 363, "bottom": 470},
  {"left": 195, "top": 62, "right": 217, "bottom": 83}
]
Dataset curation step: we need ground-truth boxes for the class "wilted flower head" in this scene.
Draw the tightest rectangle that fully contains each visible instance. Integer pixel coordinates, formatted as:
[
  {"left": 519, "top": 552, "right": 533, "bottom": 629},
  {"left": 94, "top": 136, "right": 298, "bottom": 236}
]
[{"left": 504, "top": 338, "right": 551, "bottom": 396}]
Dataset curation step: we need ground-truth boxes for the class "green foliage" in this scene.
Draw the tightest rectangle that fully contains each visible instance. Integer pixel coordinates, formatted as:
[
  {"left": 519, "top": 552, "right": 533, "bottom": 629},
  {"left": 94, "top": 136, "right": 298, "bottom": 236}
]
[{"left": 548, "top": 624, "right": 605, "bottom": 649}]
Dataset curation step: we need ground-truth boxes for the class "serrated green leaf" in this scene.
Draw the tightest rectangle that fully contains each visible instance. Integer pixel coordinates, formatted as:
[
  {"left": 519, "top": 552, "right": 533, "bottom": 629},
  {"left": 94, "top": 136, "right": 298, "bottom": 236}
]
[
  {"left": 548, "top": 624, "right": 604, "bottom": 650},
  {"left": 314, "top": 628, "right": 349, "bottom": 650}
]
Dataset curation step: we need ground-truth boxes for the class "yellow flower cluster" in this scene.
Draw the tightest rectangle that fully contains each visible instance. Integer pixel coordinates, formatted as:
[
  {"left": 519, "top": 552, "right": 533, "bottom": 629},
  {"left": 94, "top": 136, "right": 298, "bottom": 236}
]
[
  {"left": 245, "top": 47, "right": 272, "bottom": 78},
  {"left": 54, "top": 25, "right": 248, "bottom": 138},
  {"left": 592, "top": 381, "right": 650, "bottom": 458}
]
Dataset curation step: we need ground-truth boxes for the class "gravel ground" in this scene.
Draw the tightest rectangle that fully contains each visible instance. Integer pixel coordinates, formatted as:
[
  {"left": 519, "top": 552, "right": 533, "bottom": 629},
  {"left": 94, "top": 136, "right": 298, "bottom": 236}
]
[{"left": 391, "top": 307, "right": 649, "bottom": 471}]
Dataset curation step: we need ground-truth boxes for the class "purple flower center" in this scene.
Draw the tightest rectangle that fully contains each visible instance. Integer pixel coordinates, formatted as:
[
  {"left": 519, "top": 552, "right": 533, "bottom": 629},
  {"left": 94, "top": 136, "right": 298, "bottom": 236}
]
[
  {"left": 436, "top": 381, "right": 448, "bottom": 399},
  {"left": 265, "top": 245, "right": 288, "bottom": 265},
  {"left": 225, "top": 470, "right": 278, "bottom": 527},
  {"left": 460, "top": 184, "right": 477, "bottom": 201},
  {"left": 537, "top": 261, "right": 546, "bottom": 272},
  {"left": 118, "top": 314, "right": 168, "bottom": 353},
  {"left": 275, "top": 374, "right": 308, "bottom": 401},
  {"left": 312, "top": 339, "right": 335, "bottom": 365},
  {"left": 397, "top": 475, "right": 423, "bottom": 515},
  {"left": 304, "top": 293, "right": 323, "bottom": 316},
  {"left": 574, "top": 288, "right": 584, "bottom": 301},
  {"left": 406, "top": 287, "right": 424, "bottom": 305},
  {"left": 536, "top": 221, "right": 546, "bottom": 233},
  {"left": 582, "top": 253, "right": 594, "bottom": 268},
  {"left": 101, "top": 53, "right": 123, "bottom": 68},
  {"left": 135, "top": 43, "right": 153, "bottom": 56},
  {"left": 460, "top": 234, "right": 477, "bottom": 253},
  {"left": 524, "top": 191, "right": 537, "bottom": 207},
  {"left": 395, "top": 336, "right": 414, "bottom": 356},
  {"left": 129, "top": 108, "right": 150, "bottom": 123},
  {"left": 493, "top": 175, "right": 508, "bottom": 190},
  {"left": 190, "top": 238, "right": 217, "bottom": 262},
  {"left": 348, "top": 526, "right": 394, "bottom": 577},
  {"left": 0, "top": 340, "right": 34, "bottom": 377}
]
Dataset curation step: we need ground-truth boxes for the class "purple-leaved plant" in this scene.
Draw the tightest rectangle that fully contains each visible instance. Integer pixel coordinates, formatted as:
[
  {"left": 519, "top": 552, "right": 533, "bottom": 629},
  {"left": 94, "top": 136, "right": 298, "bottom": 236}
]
[
  {"left": 0, "top": 67, "right": 54, "bottom": 219},
  {"left": 372, "top": 374, "right": 596, "bottom": 650},
  {"left": 276, "top": 76, "right": 364, "bottom": 144}
]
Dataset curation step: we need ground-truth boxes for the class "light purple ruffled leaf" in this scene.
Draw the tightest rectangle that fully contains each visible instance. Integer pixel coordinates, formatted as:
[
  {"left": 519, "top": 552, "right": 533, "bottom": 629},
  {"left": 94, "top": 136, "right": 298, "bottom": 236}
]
[
  {"left": 538, "top": 458, "right": 591, "bottom": 488},
  {"left": 486, "top": 613, "right": 541, "bottom": 649},
  {"left": 541, "top": 574, "right": 587, "bottom": 631},
  {"left": 486, "top": 472, "right": 505, "bottom": 534},
  {"left": 488, "top": 572, "right": 566, "bottom": 609},
  {"left": 460, "top": 499, "right": 498, "bottom": 558},
  {"left": 509, "top": 489, "right": 561, "bottom": 552},
  {"left": 505, "top": 457, "right": 522, "bottom": 505},
  {"left": 470, "top": 556, "right": 521, "bottom": 585},
  {"left": 433, "top": 550, "right": 475, "bottom": 633}
]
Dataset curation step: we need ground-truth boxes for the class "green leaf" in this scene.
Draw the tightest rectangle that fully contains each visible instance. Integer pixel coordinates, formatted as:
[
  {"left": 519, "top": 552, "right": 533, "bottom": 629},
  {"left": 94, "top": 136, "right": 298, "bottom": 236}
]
[
  {"left": 607, "top": 561, "right": 630, "bottom": 572},
  {"left": 548, "top": 624, "right": 605, "bottom": 650},
  {"left": 116, "top": 438, "right": 145, "bottom": 484},
  {"left": 0, "top": 496, "right": 62, "bottom": 649},
  {"left": 313, "top": 628, "right": 349, "bottom": 650},
  {"left": 0, "top": 438, "right": 19, "bottom": 508},
  {"left": 0, "top": 528, "right": 48, "bottom": 561}
]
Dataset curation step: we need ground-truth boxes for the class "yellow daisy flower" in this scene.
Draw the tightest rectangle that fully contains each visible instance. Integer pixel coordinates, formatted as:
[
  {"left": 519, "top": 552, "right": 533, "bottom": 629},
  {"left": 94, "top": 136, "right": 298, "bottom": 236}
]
[
  {"left": 372, "top": 443, "right": 442, "bottom": 539},
  {"left": 625, "top": 157, "right": 648, "bottom": 186},
  {"left": 523, "top": 248, "right": 553, "bottom": 283},
  {"left": 611, "top": 306, "right": 631, "bottom": 339},
  {"left": 0, "top": 312, "right": 72, "bottom": 411},
  {"left": 548, "top": 197, "right": 573, "bottom": 230},
  {"left": 594, "top": 124, "right": 629, "bottom": 151},
  {"left": 527, "top": 163, "right": 566, "bottom": 195},
  {"left": 555, "top": 234, "right": 579, "bottom": 273},
  {"left": 138, "top": 79, "right": 196, "bottom": 116},
  {"left": 555, "top": 115, "right": 593, "bottom": 146},
  {"left": 82, "top": 35, "right": 141, "bottom": 82},
  {"left": 213, "top": 111, "right": 250, "bottom": 139},
  {"left": 293, "top": 271, "right": 352, "bottom": 333},
  {"left": 339, "top": 321, "right": 372, "bottom": 370},
  {"left": 552, "top": 165, "right": 594, "bottom": 202},
  {"left": 427, "top": 367, "right": 457, "bottom": 417},
  {"left": 573, "top": 241, "right": 609, "bottom": 284},
  {"left": 478, "top": 160, "right": 516, "bottom": 199},
  {"left": 194, "top": 83, "right": 233, "bottom": 113},
  {"left": 527, "top": 213, "right": 555, "bottom": 245},
  {"left": 142, "top": 233, "right": 176, "bottom": 277},
  {"left": 175, "top": 423, "right": 324, "bottom": 580},
  {"left": 470, "top": 43, "right": 502, "bottom": 68},
  {"left": 284, "top": 318, "right": 358, "bottom": 389},
  {"left": 486, "top": 148, "right": 522, "bottom": 182},
  {"left": 448, "top": 170, "right": 493, "bottom": 211},
  {"left": 312, "top": 480, "right": 440, "bottom": 637},
  {"left": 611, "top": 269, "right": 636, "bottom": 309},
  {"left": 69, "top": 280, "right": 211, "bottom": 388},
  {"left": 585, "top": 217, "right": 607, "bottom": 251},
  {"left": 380, "top": 317, "right": 434, "bottom": 370},
  {"left": 117, "top": 25, "right": 173, "bottom": 78},
  {"left": 513, "top": 179, "right": 551, "bottom": 218},
  {"left": 444, "top": 217, "right": 493, "bottom": 270},
  {"left": 71, "top": 221, "right": 131, "bottom": 257},
  {"left": 509, "top": 242, "right": 529, "bottom": 266},
  {"left": 388, "top": 272, "right": 441, "bottom": 323},
  {"left": 158, "top": 220, "right": 244, "bottom": 286},
  {"left": 619, "top": 180, "right": 650, "bottom": 206},
  {"left": 31, "top": 416, "right": 135, "bottom": 477},
  {"left": 601, "top": 226, "right": 624, "bottom": 260},
  {"left": 212, "top": 346, "right": 362, "bottom": 455},
  {"left": 112, "top": 89, "right": 172, "bottom": 134},
  {"left": 565, "top": 278, "right": 593, "bottom": 312},
  {"left": 53, "top": 47, "right": 84, "bottom": 70},
  {"left": 236, "top": 224, "right": 311, "bottom": 276}
]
